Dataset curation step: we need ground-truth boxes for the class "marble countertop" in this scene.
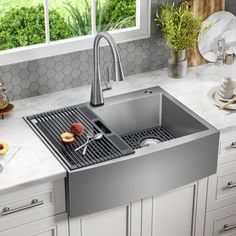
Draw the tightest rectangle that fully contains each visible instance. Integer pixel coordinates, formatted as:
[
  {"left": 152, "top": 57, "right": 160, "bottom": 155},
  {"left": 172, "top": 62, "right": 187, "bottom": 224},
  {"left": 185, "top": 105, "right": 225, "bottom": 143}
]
[{"left": 0, "top": 62, "right": 236, "bottom": 194}]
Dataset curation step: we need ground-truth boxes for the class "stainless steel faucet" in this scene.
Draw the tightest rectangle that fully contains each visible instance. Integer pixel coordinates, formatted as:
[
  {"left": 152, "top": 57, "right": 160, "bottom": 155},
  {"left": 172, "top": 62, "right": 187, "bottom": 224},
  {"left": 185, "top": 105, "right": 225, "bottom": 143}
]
[{"left": 90, "top": 32, "right": 124, "bottom": 106}]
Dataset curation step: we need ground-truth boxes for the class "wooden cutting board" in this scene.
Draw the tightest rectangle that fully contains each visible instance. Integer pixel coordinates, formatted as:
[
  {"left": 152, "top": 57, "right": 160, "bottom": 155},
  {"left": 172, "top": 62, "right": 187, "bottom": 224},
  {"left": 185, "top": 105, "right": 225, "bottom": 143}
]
[{"left": 184, "top": 0, "right": 225, "bottom": 67}]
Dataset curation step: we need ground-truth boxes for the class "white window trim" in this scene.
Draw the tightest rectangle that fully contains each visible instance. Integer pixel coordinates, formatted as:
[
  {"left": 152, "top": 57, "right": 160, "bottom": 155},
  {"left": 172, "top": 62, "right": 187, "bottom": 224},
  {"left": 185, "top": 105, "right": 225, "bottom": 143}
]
[{"left": 0, "top": 0, "right": 150, "bottom": 67}]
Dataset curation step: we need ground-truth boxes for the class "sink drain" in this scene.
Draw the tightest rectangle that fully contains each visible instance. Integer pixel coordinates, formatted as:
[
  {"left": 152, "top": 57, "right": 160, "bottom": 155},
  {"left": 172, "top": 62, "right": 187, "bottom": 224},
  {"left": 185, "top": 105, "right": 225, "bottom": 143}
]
[
  {"left": 139, "top": 138, "right": 161, "bottom": 148},
  {"left": 121, "top": 126, "right": 175, "bottom": 150}
]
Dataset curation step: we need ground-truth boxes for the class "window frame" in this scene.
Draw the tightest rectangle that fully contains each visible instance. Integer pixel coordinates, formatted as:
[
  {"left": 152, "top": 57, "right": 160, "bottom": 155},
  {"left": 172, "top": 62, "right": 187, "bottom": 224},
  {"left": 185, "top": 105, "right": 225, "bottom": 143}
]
[{"left": 0, "top": 0, "right": 151, "bottom": 67}]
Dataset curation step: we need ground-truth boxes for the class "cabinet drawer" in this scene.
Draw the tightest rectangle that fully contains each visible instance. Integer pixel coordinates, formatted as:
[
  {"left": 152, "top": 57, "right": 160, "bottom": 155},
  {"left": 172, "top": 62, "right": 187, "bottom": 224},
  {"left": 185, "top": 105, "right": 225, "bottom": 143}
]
[
  {"left": 219, "top": 132, "right": 236, "bottom": 164},
  {"left": 205, "top": 203, "right": 236, "bottom": 236},
  {"left": 0, "top": 179, "right": 65, "bottom": 232},
  {"left": 207, "top": 160, "right": 236, "bottom": 211},
  {"left": 0, "top": 213, "right": 68, "bottom": 236}
]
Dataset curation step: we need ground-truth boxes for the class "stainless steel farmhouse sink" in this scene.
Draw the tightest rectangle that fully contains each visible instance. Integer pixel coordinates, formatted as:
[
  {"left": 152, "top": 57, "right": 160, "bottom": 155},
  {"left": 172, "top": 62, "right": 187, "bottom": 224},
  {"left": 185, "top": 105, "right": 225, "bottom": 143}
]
[{"left": 25, "top": 86, "right": 219, "bottom": 217}]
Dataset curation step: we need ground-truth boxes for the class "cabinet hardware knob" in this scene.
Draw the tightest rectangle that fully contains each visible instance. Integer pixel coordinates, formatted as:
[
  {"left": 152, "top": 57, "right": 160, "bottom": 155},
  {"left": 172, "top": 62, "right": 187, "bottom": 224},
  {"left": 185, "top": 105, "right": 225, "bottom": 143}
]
[
  {"left": 227, "top": 181, "right": 236, "bottom": 189},
  {"left": 231, "top": 142, "right": 236, "bottom": 149},
  {"left": 224, "top": 223, "right": 236, "bottom": 231},
  {"left": 1, "top": 199, "right": 44, "bottom": 216}
]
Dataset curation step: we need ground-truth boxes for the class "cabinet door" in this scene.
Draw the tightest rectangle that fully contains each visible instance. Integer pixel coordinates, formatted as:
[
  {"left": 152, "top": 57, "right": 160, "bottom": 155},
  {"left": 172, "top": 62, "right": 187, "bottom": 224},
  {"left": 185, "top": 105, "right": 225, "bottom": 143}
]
[
  {"left": 152, "top": 179, "right": 207, "bottom": 236},
  {"left": 69, "top": 200, "right": 143, "bottom": 236},
  {"left": 69, "top": 180, "right": 207, "bottom": 236},
  {"left": 0, "top": 213, "right": 68, "bottom": 236}
]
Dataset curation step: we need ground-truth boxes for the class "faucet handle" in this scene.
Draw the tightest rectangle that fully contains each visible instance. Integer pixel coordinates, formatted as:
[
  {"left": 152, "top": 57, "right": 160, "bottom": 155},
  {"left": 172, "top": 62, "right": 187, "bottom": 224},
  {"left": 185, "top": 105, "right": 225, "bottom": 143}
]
[
  {"left": 101, "top": 67, "right": 112, "bottom": 91},
  {"left": 102, "top": 81, "right": 112, "bottom": 91}
]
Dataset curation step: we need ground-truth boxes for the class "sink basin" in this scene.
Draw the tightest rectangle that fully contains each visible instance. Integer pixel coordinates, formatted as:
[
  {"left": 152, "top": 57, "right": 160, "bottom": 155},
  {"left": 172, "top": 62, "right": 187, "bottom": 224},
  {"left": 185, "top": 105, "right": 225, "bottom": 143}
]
[
  {"left": 25, "top": 86, "right": 219, "bottom": 217},
  {"left": 68, "top": 86, "right": 219, "bottom": 216}
]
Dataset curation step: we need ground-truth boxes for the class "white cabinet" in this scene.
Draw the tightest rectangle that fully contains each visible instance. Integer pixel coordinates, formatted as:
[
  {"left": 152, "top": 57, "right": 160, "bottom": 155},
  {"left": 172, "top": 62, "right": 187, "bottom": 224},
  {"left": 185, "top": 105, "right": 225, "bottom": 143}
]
[
  {"left": 0, "top": 213, "right": 68, "bottom": 236},
  {"left": 0, "top": 179, "right": 67, "bottom": 236},
  {"left": 152, "top": 180, "right": 207, "bottom": 236},
  {"left": 204, "top": 131, "right": 236, "bottom": 236},
  {"left": 69, "top": 199, "right": 144, "bottom": 236},
  {"left": 69, "top": 180, "right": 207, "bottom": 236},
  {"left": 0, "top": 179, "right": 66, "bottom": 232}
]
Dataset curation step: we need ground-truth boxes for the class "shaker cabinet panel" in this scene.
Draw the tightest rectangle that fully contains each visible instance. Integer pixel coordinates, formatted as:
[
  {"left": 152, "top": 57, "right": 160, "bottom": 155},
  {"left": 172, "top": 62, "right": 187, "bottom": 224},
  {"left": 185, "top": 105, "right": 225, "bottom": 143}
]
[
  {"left": 0, "top": 214, "right": 68, "bottom": 236},
  {"left": 152, "top": 185, "right": 195, "bottom": 236},
  {"left": 207, "top": 160, "right": 236, "bottom": 211},
  {"left": 69, "top": 200, "right": 142, "bottom": 236}
]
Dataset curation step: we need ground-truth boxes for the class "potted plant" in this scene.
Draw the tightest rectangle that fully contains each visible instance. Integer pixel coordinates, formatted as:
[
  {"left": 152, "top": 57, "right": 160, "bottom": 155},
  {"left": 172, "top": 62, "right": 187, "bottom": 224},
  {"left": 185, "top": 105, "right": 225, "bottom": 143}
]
[{"left": 156, "top": 1, "right": 203, "bottom": 78}]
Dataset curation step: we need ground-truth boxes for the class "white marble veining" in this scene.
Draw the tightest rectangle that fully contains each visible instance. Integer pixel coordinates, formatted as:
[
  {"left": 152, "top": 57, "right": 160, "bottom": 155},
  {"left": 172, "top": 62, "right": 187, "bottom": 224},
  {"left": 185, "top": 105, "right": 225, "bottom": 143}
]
[
  {"left": 0, "top": 62, "right": 236, "bottom": 194},
  {"left": 198, "top": 11, "right": 236, "bottom": 62}
]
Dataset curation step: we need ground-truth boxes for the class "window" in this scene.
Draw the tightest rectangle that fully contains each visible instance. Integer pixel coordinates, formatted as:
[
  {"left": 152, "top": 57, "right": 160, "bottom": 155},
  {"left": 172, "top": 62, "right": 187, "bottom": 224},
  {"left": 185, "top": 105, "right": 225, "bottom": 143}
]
[{"left": 0, "top": 0, "right": 150, "bottom": 66}]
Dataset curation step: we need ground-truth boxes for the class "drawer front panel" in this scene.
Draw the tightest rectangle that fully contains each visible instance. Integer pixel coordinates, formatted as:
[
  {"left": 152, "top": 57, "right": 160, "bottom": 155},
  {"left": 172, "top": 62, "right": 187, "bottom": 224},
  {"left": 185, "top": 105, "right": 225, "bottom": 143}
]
[
  {"left": 0, "top": 179, "right": 65, "bottom": 232},
  {"left": 207, "top": 160, "right": 236, "bottom": 211},
  {"left": 205, "top": 203, "right": 236, "bottom": 236},
  {"left": 219, "top": 131, "right": 236, "bottom": 164}
]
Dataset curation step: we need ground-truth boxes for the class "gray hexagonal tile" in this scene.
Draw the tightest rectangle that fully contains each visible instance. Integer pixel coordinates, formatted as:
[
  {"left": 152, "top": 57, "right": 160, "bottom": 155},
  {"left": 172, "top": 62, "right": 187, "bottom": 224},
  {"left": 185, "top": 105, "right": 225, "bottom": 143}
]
[
  {"left": 19, "top": 68, "right": 29, "bottom": 79},
  {"left": 79, "top": 62, "right": 89, "bottom": 72},
  {"left": 71, "top": 59, "right": 80, "bottom": 69},
  {"left": 72, "top": 69, "right": 81, "bottom": 78},
  {"left": 127, "top": 42, "right": 135, "bottom": 52},
  {"left": 39, "top": 85, "right": 49, "bottom": 95},
  {"left": 2, "top": 72, "right": 12, "bottom": 83},
  {"left": 63, "top": 66, "right": 72, "bottom": 75},
  {"left": 46, "top": 69, "right": 56, "bottom": 78},
  {"left": 12, "top": 85, "right": 22, "bottom": 96},
  {"left": 29, "top": 72, "right": 40, "bottom": 82},
  {"left": 10, "top": 64, "right": 21, "bottom": 76},
  {"left": 55, "top": 62, "right": 64, "bottom": 72},
  {"left": 135, "top": 46, "right": 142, "bottom": 56},
  {"left": 39, "top": 75, "right": 49, "bottom": 85},
  {"left": 54, "top": 55, "right": 64, "bottom": 62},
  {"left": 20, "top": 78, "right": 30, "bottom": 89},
  {"left": 28, "top": 61, "right": 39, "bottom": 72},
  {"left": 46, "top": 58, "right": 56, "bottom": 69},
  {"left": 79, "top": 52, "right": 89, "bottom": 62},
  {"left": 38, "top": 65, "right": 48, "bottom": 75},
  {"left": 63, "top": 55, "right": 72, "bottom": 66},
  {"left": 11, "top": 76, "right": 21, "bottom": 86},
  {"left": 55, "top": 72, "right": 64, "bottom": 82},
  {"left": 55, "top": 82, "right": 65, "bottom": 91},
  {"left": 142, "top": 40, "right": 150, "bottom": 50},
  {"left": 64, "top": 75, "right": 73, "bottom": 85},
  {"left": 47, "top": 78, "right": 57, "bottom": 89},
  {"left": 72, "top": 78, "right": 81, "bottom": 87},
  {"left": 21, "top": 88, "right": 31, "bottom": 98},
  {"left": 127, "top": 53, "right": 135, "bottom": 62},
  {"left": 127, "top": 62, "right": 135, "bottom": 73},
  {"left": 142, "top": 49, "right": 151, "bottom": 59},
  {"left": 29, "top": 82, "right": 40, "bottom": 92}
]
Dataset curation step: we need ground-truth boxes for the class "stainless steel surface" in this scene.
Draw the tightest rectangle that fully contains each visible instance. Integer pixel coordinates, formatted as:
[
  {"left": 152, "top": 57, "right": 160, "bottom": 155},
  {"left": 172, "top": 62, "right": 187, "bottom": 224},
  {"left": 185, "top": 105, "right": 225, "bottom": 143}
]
[
  {"left": 74, "top": 133, "right": 103, "bottom": 152},
  {"left": 227, "top": 181, "right": 236, "bottom": 189},
  {"left": 67, "top": 86, "right": 220, "bottom": 217},
  {"left": 224, "top": 223, "right": 236, "bottom": 231},
  {"left": 140, "top": 138, "right": 161, "bottom": 148},
  {"left": 1, "top": 199, "right": 44, "bottom": 216},
  {"left": 90, "top": 32, "right": 124, "bottom": 106}
]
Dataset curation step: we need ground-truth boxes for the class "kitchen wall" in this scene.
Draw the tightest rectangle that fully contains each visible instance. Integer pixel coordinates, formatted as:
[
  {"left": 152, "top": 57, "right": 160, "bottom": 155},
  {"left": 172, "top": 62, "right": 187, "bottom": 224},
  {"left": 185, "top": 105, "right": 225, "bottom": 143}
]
[{"left": 0, "top": 0, "right": 234, "bottom": 101}]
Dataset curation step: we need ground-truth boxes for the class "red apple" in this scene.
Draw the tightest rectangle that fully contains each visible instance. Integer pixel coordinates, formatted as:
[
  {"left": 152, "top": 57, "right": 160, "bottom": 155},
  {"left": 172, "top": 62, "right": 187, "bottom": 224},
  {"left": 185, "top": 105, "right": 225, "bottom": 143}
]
[{"left": 70, "top": 122, "right": 84, "bottom": 136}]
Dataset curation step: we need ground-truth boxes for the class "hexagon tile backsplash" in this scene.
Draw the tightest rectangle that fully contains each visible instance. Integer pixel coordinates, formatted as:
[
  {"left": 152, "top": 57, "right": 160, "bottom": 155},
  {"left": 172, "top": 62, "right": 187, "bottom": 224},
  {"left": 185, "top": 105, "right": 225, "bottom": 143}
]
[
  {"left": 0, "top": 0, "right": 234, "bottom": 101},
  {"left": 0, "top": 36, "right": 169, "bottom": 101}
]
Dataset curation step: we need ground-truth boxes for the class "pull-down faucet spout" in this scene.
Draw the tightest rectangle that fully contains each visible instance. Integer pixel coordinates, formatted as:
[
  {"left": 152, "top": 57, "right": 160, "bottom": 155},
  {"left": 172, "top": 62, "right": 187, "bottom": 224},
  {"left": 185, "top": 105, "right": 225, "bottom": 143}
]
[{"left": 90, "top": 32, "right": 124, "bottom": 106}]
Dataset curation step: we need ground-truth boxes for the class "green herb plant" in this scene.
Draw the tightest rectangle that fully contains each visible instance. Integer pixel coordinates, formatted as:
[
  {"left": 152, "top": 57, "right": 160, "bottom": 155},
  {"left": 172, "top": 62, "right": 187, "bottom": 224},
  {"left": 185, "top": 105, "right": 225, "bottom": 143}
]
[{"left": 156, "top": 1, "right": 203, "bottom": 57}]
